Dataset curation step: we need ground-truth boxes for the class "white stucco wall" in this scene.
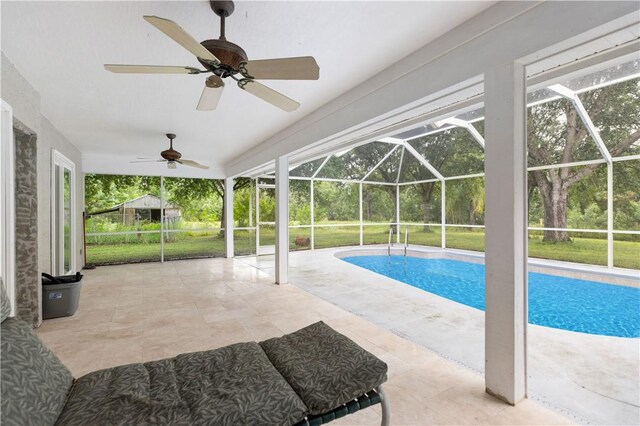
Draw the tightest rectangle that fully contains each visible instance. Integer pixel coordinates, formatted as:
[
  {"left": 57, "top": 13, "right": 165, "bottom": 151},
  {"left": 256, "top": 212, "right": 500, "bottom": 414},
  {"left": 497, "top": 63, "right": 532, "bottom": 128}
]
[
  {"left": 1, "top": 52, "right": 84, "bottom": 324},
  {"left": 38, "top": 117, "right": 84, "bottom": 275},
  {"left": 0, "top": 52, "right": 40, "bottom": 134}
]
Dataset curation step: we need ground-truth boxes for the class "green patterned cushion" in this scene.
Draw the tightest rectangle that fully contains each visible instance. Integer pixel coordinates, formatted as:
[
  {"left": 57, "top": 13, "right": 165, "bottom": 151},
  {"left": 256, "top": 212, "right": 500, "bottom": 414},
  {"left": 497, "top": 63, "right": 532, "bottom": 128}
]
[
  {"left": 1, "top": 318, "right": 73, "bottom": 426},
  {"left": 1, "top": 279, "right": 11, "bottom": 323},
  {"left": 56, "top": 342, "right": 308, "bottom": 426},
  {"left": 260, "top": 321, "right": 388, "bottom": 416}
]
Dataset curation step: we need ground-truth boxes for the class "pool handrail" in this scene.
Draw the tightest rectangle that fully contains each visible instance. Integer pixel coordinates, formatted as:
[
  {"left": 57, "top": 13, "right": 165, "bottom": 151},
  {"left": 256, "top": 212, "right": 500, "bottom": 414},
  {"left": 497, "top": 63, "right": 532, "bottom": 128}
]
[{"left": 404, "top": 228, "right": 408, "bottom": 257}]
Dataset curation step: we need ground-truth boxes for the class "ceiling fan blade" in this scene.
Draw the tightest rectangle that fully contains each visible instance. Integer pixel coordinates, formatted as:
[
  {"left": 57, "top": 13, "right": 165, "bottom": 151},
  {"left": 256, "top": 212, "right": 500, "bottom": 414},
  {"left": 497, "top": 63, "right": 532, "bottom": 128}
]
[
  {"left": 130, "top": 159, "right": 165, "bottom": 163},
  {"left": 143, "top": 16, "right": 219, "bottom": 64},
  {"left": 240, "top": 56, "right": 319, "bottom": 80},
  {"left": 179, "top": 159, "right": 210, "bottom": 170},
  {"left": 238, "top": 80, "right": 300, "bottom": 112},
  {"left": 104, "top": 64, "right": 200, "bottom": 74},
  {"left": 196, "top": 75, "right": 224, "bottom": 111}
]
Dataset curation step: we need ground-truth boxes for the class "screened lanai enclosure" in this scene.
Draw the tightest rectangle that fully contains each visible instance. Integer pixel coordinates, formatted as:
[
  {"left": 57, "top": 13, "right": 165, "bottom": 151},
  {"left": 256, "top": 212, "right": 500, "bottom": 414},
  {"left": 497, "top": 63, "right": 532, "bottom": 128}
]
[
  {"left": 252, "top": 59, "right": 639, "bottom": 268},
  {"left": 85, "top": 60, "right": 639, "bottom": 270}
]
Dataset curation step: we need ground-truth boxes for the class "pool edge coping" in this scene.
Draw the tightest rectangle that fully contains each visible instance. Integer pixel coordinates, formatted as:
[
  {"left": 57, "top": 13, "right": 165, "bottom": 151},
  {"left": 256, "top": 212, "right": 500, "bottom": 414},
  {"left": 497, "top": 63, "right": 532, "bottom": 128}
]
[{"left": 333, "top": 245, "right": 640, "bottom": 288}]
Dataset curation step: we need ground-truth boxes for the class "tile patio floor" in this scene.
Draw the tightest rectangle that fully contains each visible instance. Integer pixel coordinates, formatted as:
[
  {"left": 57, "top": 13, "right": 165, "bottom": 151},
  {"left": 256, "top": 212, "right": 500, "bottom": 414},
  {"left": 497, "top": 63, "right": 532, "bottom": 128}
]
[
  {"left": 259, "top": 247, "right": 638, "bottom": 426},
  {"left": 36, "top": 257, "right": 573, "bottom": 425}
]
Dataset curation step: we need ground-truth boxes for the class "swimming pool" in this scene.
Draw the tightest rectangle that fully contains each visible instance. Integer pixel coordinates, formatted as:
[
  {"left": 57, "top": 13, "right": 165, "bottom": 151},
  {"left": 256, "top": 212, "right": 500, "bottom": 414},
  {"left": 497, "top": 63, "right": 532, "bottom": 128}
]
[{"left": 341, "top": 256, "right": 640, "bottom": 338}]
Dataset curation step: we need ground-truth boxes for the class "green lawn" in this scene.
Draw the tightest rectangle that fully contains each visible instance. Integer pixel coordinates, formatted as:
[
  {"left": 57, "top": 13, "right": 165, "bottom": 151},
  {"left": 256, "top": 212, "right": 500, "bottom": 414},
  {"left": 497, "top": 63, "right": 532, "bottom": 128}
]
[
  {"left": 407, "top": 228, "right": 639, "bottom": 270},
  {"left": 87, "top": 227, "right": 639, "bottom": 270}
]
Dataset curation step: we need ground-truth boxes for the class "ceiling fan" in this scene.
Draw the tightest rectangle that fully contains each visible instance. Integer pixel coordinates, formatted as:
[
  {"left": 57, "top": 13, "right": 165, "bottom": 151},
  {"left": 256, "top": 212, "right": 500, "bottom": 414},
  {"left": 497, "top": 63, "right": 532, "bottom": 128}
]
[
  {"left": 132, "top": 133, "right": 209, "bottom": 170},
  {"left": 104, "top": 0, "right": 319, "bottom": 112}
]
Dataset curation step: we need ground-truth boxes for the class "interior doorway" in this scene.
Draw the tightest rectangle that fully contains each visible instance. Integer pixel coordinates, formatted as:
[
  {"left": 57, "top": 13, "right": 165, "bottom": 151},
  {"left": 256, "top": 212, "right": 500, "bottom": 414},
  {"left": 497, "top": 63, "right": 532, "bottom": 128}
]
[
  {"left": 0, "top": 99, "right": 15, "bottom": 315},
  {"left": 51, "top": 149, "right": 76, "bottom": 275}
]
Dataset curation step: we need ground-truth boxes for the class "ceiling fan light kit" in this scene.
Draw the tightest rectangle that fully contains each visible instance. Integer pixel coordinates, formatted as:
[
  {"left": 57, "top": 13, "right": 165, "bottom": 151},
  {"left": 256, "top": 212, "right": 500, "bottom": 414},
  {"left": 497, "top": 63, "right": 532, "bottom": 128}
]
[
  {"left": 105, "top": 0, "right": 319, "bottom": 112},
  {"left": 205, "top": 75, "right": 224, "bottom": 88}
]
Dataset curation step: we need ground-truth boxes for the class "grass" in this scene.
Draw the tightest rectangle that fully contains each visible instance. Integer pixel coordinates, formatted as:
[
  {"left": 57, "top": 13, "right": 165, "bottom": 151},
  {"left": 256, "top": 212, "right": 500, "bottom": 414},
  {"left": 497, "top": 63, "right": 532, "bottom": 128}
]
[{"left": 86, "top": 226, "right": 640, "bottom": 270}]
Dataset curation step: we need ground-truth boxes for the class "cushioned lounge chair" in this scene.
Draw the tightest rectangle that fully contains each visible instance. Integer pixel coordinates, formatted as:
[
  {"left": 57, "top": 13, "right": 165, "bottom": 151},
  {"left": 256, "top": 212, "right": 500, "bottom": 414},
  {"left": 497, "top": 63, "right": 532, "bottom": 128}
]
[{"left": 0, "top": 284, "right": 389, "bottom": 426}]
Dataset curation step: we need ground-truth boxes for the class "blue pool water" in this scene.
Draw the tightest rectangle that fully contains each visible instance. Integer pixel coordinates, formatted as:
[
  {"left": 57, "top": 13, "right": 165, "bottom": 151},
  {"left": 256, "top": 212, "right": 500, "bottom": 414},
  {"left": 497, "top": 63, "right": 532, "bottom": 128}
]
[{"left": 342, "top": 256, "right": 640, "bottom": 338}]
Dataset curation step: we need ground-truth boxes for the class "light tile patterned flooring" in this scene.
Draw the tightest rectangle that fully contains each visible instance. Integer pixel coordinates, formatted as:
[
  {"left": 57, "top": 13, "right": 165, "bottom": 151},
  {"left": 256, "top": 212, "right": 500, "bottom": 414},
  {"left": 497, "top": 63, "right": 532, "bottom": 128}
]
[{"left": 36, "top": 258, "right": 572, "bottom": 425}]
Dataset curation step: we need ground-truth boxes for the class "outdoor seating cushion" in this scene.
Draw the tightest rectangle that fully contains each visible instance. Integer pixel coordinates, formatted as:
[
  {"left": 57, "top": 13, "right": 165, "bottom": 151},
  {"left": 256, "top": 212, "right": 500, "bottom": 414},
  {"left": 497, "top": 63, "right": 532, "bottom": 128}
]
[
  {"left": 260, "top": 321, "right": 388, "bottom": 416},
  {"left": 1, "top": 279, "right": 10, "bottom": 322},
  {"left": 55, "top": 341, "right": 308, "bottom": 426},
  {"left": 1, "top": 318, "right": 73, "bottom": 426}
]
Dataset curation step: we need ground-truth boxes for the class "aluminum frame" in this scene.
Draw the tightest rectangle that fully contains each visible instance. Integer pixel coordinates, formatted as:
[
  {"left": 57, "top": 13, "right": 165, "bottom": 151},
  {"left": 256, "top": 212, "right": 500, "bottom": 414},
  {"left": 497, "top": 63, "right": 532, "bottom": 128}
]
[{"left": 250, "top": 73, "right": 639, "bottom": 269}]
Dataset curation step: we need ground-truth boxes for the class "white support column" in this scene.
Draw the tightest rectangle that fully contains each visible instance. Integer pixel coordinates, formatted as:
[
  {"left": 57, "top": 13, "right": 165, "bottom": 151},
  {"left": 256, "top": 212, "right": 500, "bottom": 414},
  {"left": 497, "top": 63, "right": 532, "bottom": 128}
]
[
  {"left": 160, "top": 176, "right": 165, "bottom": 262},
  {"left": 275, "top": 156, "right": 289, "bottom": 284},
  {"left": 255, "top": 178, "right": 260, "bottom": 255},
  {"left": 224, "top": 177, "right": 234, "bottom": 258},
  {"left": 249, "top": 180, "right": 253, "bottom": 227},
  {"left": 441, "top": 181, "right": 446, "bottom": 249},
  {"left": 396, "top": 185, "right": 401, "bottom": 244},
  {"left": 607, "top": 164, "right": 613, "bottom": 268},
  {"left": 484, "top": 61, "right": 528, "bottom": 405},
  {"left": 310, "top": 180, "right": 315, "bottom": 250},
  {"left": 359, "top": 183, "right": 364, "bottom": 246}
]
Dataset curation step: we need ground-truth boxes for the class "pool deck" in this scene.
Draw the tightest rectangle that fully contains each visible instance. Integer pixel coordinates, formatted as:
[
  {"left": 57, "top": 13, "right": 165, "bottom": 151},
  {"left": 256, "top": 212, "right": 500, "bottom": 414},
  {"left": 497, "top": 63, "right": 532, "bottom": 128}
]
[{"left": 240, "top": 246, "right": 640, "bottom": 425}]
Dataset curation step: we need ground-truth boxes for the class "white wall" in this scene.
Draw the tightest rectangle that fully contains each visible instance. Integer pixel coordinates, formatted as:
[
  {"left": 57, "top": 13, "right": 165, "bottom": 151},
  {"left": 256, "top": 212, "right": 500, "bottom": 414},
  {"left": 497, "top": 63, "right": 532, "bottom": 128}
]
[
  {"left": 38, "top": 117, "right": 84, "bottom": 274},
  {"left": 0, "top": 52, "right": 40, "bottom": 135},
  {"left": 1, "top": 52, "right": 84, "bottom": 324}
]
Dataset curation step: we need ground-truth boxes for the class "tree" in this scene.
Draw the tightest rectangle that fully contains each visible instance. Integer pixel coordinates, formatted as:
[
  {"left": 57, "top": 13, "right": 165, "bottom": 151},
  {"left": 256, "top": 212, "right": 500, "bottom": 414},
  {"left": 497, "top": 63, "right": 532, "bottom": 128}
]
[
  {"left": 402, "top": 125, "right": 484, "bottom": 231},
  {"left": 85, "top": 175, "right": 160, "bottom": 213},
  {"left": 528, "top": 75, "right": 640, "bottom": 242},
  {"left": 213, "top": 178, "right": 253, "bottom": 232},
  {"left": 163, "top": 178, "right": 214, "bottom": 220},
  {"left": 446, "top": 177, "right": 485, "bottom": 226},
  {"left": 311, "top": 142, "right": 398, "bottom": 223},
  {"left": 85, "top": 174, "right": 253, "bottom": 233},
  {"left": 313, "top": 181, "right": 358, "bottom": 222},
  {"left": 289, "top": 180, "right": 311, "bottom": 224},
  {"left": 352, "top": 143, "right": 400, "bottom": 219}
]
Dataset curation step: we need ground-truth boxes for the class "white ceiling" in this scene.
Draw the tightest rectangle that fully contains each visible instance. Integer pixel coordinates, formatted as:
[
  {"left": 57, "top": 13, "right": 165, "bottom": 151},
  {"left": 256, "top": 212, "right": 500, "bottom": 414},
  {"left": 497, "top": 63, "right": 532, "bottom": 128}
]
[{"left": 1, "top": 1, "right": 494, "bottom": 176}]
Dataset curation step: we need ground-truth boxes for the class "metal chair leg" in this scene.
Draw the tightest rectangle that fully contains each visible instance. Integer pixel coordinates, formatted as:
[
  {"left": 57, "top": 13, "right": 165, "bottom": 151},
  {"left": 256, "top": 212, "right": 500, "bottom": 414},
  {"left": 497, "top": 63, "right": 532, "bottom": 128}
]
[{"left": 378, "top": 384, "right": 390, "bottom": 426}]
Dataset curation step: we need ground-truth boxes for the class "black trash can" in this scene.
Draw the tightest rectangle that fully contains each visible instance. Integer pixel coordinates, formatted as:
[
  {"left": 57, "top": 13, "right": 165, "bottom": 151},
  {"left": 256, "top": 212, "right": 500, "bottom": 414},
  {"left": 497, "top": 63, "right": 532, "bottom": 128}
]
[{"left": 42, "top": 272, "right": 83, "bottom": 319}]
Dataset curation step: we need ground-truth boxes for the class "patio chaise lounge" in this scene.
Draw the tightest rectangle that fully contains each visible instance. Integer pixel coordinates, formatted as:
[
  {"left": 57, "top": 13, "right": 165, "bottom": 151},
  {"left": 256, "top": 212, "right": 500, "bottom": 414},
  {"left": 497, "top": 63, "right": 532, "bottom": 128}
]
[{"left": 0, "top": 285, "right": 389, "bottom": 426}]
